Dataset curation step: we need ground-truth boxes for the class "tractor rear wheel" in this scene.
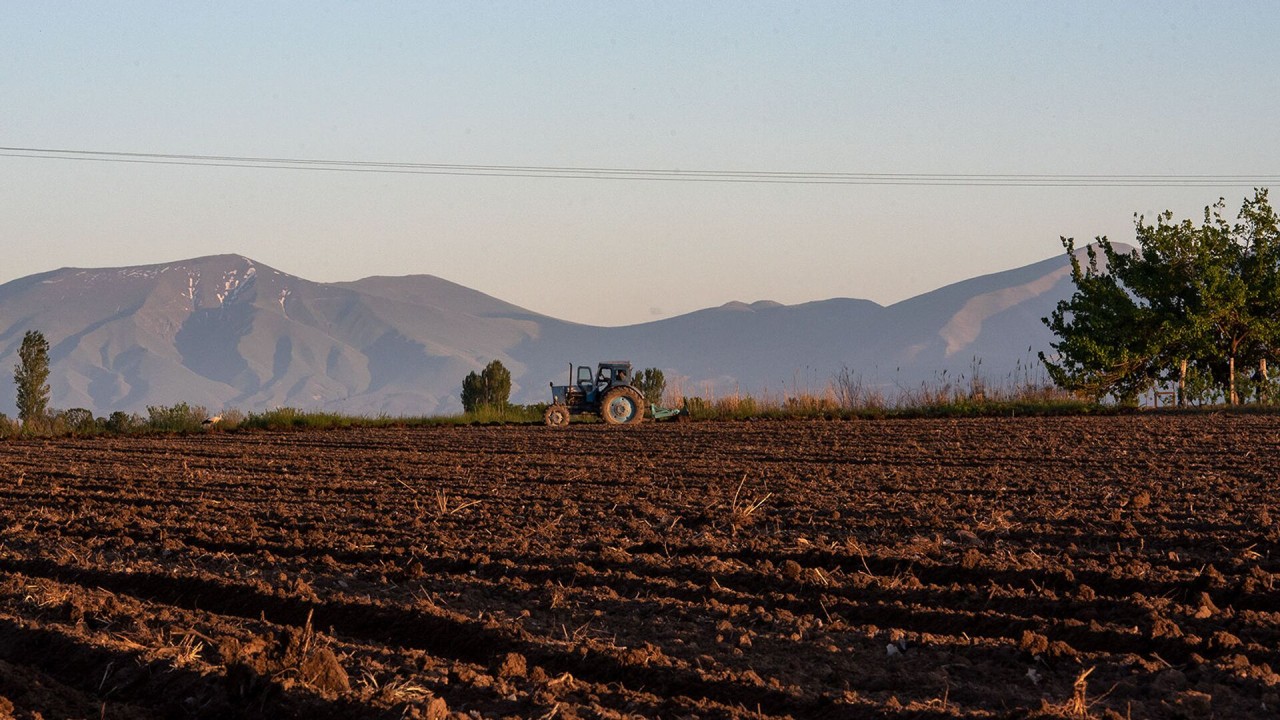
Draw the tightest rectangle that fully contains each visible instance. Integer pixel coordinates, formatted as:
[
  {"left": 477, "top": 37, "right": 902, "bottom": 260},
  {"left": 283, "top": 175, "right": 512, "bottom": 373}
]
[
  {"left": 600, "top": 387, "right": 645, "bottom": 425},
  {"left": 543, "top": 404, "right": 571, "bottom": 427}
]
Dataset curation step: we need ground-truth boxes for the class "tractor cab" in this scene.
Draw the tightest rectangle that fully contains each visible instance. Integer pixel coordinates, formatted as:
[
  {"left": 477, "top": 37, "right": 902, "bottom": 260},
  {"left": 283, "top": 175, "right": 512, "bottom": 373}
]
[
  {"left": 595, "top": 362, "right": 631, "bottom": 391},
  {"left": 576, "top": 365, "right": 595, "bottom": 397},
  {"left": 558, "top": 362, "right": 631, "bottom": 405}
]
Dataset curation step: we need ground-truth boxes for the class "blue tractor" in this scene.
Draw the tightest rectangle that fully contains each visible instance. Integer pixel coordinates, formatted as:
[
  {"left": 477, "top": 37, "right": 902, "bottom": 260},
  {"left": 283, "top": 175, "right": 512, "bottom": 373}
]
[{"left": 544, "top": 361, "right": 685, "bottom": 426}]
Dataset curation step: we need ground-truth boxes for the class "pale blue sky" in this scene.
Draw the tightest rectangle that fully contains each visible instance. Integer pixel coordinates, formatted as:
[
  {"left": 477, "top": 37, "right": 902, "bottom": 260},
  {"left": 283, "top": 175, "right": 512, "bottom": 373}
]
[{"left": 3, "top": 2, "right": 1278, "bottom": 324}]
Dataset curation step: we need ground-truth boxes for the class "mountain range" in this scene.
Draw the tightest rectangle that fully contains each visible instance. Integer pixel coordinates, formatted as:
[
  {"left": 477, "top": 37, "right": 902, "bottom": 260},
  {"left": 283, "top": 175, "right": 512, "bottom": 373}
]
[{"left": 0, "top": 248, "right": 1100, "bottom": 417}]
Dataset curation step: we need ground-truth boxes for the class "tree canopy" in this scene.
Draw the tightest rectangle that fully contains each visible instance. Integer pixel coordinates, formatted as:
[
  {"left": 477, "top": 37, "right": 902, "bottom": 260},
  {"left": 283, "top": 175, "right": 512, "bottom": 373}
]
[
  {"left": 13, "top": 330, "right": 51, "bottom": 425},
  {"left": 1042, "top": 189, "right": 1280, "bottom": 405},
  {"left": 460, "top": 360, "right": 512, "bottom": 413},
  {"left": 633, "top": 367, "right": 666, "bottom": 407}
]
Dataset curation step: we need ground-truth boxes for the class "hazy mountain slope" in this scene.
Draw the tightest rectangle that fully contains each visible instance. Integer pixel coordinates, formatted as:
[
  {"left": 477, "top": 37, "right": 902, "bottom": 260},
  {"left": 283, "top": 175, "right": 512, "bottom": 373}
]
[
  {"left": 0, "top": 246, "right": 1099, "bottom": 416},
  {"left": 0, "top": 255, "right": 546, "bottom": 415},
  {"left": 863, "top": 253, "right": 1076, "bottom": 374},
  {"left": 509, "top": 249, "right": 1092, "bottom": 402},
  {"left": 336, "top": 274, "right": 548, "bottom": 321},
  {"left": 509, "top": 298, "right": 887, "bottom": 400}
]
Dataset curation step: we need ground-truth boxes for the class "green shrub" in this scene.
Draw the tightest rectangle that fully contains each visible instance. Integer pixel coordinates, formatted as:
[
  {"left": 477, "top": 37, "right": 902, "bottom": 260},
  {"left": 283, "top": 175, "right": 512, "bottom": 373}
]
[
  {"left": 242, "top": 407, "right": 364, "bottom": 430},
  {"left": 145, "top": 402, "right": 207, "bottom": 433},
  {"left": 218, "top": 408, "right": 246, "bottom": 429},
  {"left": 105, "top": 411, "right": 142, "bottom": 433},
  {"left": 244, "top": 407, "right": 302, "bottom": 429},
  {"left": 58, "top": 408, "right": 98, "bottom": 433},
  {"left": 459, "top": 403, "right": 544, "bottom": 424}
]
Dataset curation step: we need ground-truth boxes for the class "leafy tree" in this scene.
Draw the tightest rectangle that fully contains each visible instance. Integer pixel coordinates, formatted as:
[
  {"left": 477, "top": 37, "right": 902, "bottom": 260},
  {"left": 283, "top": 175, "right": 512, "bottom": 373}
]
[
  {"left": 59, "top": 408, "right": 96, "bottom": 433},
  {"left": 1040, "top": 242, "right": 1159, "bottom": 404},
  {"left": 633, "top": 367, "right": 666, "bottom": 406},
  {"left": 460, "top": 372, "right": 483, "bottom": 413},
  {"left": 1042, "top": 189, "right": 1280, "bottom": 404},
  {"left": 460, "top": 360, "right": 512, "bottom": 412},
  {"left": 13, "top": 330, "right": 51, "bottom": 425},
  {"left": 1234, "top": 191, "right": 1280, "bottom": 398},
  {"left": 105, "top": 411, "right": 141, "bottom": 434}
]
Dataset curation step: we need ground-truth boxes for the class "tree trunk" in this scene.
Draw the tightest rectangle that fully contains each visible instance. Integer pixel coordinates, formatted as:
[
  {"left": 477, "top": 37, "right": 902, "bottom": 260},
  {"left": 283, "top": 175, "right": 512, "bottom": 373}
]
[
  {"left": 1229, "top": 355, "right": 1237, "bottom": 405},
  {"left": 1178, "top": 359, "right": 1187, "bottom": 407},
  {"left": 1261, "top": 358, "right": 1270, "bottom": 405}
]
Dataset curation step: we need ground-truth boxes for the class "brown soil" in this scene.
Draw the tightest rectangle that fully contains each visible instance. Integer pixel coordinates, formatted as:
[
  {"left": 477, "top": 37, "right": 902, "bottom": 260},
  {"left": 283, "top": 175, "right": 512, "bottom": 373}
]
[{"left": 0, "top": 416, "right": 1278, "bottom": 718}]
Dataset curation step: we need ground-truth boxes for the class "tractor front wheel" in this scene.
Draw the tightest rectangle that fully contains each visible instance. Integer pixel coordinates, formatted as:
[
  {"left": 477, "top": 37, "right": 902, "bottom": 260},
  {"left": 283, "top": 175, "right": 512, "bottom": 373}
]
[
  {"left": 601, "top": 387, "right": 645, "bottom": 425},
  {"left": 543, "top": 404, "right": 571, "bottom": 427}
]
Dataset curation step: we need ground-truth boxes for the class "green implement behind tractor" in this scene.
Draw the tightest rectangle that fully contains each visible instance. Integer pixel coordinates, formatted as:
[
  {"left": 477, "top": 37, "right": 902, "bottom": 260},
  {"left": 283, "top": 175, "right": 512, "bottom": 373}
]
[{"left": 544, "top": 361, "right": 688, "bottom": 426}]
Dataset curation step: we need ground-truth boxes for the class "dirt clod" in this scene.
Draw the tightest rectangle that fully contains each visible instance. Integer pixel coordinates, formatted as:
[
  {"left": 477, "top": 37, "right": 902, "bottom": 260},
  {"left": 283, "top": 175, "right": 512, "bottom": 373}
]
[
  {"left": 424, "top": 695, "right": 449, "bottom": 720},
  {"left": 497, "top": 652, "right": 527, "bottom": 679},
  {"left": 299, "top": 647, "right": 350, "bottom": 695},
  {"left": 1165, "top": 690, "right": 1213, "bottom": 719},
  {"left": 1019, "top": 630, "right": 1049, "bottom": 655},
  {"left": 1152, "top": 668, "right": 1187, "bottom": 694}
]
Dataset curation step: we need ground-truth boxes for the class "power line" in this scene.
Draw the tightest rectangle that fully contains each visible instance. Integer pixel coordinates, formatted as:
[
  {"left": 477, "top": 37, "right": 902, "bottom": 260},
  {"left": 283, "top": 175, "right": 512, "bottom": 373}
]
[{"left": 1, "top": 145, "right": 1276, "bottom": 187}]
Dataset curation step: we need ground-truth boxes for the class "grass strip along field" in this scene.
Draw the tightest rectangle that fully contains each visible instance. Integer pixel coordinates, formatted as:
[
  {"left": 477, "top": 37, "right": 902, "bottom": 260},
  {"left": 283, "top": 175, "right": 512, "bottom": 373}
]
[{"left": 0, "top": 416, "right": 1277, "bottom": 718}]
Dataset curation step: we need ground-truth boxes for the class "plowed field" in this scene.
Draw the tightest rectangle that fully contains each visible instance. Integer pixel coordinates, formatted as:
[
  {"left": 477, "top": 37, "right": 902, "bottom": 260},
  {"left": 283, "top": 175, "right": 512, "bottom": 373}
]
[{"left": 0, "top": 416, "right": 1278, "bottom": 719}]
